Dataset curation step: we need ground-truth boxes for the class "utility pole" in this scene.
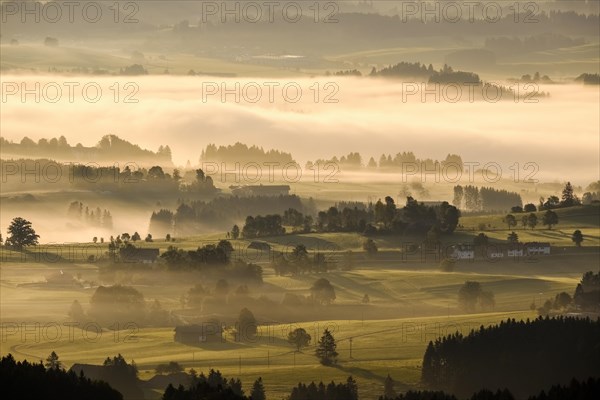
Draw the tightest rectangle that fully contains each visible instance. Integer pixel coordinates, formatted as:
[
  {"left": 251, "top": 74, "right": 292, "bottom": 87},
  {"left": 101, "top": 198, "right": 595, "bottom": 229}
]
[{"left": 349, "top": 338, "right": 353, "bottom": 359}]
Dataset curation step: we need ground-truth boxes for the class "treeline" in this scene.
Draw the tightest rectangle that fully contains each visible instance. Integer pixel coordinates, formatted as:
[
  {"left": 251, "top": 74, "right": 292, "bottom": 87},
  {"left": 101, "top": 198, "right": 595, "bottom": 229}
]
[
  {"left": 576, "top": 73, "right": 600, "bottom": 85},
  {"left": 453, "top": 185, "right": 523, "bottom": 212},
  {"left": 485, "top": 33, "right": 585, "bottom": 56},
  {"left": 421, "top": 317, "right": 600, "bottom": 398},
  {"left": 0, "top": 135, "right": 172, "bottom": 164},
  {"left": 289, "top": 377, "right": 358, "bottom": 400},
  {"left": 238, "top": 197, "right": 459, "bottom": 238},
  {"left": 0, "top": 354, "right": 122, "bottom": 400},
  {"left": 370, "top": 62, "right": 480, "bottom": 85},
  {"left": 200, "top": 142, "right": 295, "bottom": 164},
  {"left": 160, "top": 242, "right": 263, "bottom": 282},
  {"left": 382, "top": 378, "right": 600, "bottom": 400},
  {"left": 150, "top": 195, "right": 308, "bottom": 236},
  {"left": 67, "top": 201, "right": 113, "bottom": 229},
  {"left": 0, "top": 159, "right": 216, "bottom": 195}
]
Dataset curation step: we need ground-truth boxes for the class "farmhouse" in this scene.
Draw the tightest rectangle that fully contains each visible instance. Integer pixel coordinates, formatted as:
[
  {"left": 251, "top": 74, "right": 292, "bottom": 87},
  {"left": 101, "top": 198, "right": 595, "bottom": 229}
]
[
  {"left": 524, "top": 242, "right": 551, "bottom": 255},
  {"left": 451, "top": 244, "right": 474, "bottom": 260},
  {"left": 174, "top": 323, "right": 223, "bottom": 345},
  {"left": 119, "top": 247, "right": 160, "bottom": 263}
]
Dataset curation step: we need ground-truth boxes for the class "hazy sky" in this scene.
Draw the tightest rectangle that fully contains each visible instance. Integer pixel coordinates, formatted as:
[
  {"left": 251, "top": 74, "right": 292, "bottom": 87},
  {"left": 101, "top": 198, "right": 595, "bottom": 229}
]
[{"left": 1, "top": 75, "right": 598, "bottom": 185}]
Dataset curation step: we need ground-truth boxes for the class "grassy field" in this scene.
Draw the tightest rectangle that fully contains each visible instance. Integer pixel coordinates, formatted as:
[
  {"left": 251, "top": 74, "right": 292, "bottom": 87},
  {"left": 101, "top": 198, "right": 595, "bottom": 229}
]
[{"left": 0, "top": 204, "right": 598, "bottom": 399}]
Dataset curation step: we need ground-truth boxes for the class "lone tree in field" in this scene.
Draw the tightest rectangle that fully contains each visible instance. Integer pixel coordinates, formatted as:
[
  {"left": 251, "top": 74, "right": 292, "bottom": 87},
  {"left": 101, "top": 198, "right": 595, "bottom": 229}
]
[
  {"left": 542, "top": 210, "right": 559, "bottom": 229},
  {"left": 288, "top": 327, "right": 311, "bottom": 352},
  {"left": 6, "top": 217, "right": 39, "bottom": 250},
  {"left": 231, "top": 224, "right": 240, "bottom": 240},
  {"left": 507, "top": 231, "right": 519, "bottom": 244},
  {"left": 572, "top": 230, "right": 584, "bottom": 247},
  {"left": 237, "top": 307, "right": 257, "bottom": 341},
  {"left": 363, "top": 238, "right": 378, "bottom": 256},
  {"left": 458, "top": 281, "right": 483, "bottom": 312},
  {"left": 503, "top": 214, "right": 517, "bottom": 230},
  {"left": 310, "top": 278, "right": 336, "bottom": 305},
  {"left": 316, "top": 329, "right": 338, "bottom": 365}
]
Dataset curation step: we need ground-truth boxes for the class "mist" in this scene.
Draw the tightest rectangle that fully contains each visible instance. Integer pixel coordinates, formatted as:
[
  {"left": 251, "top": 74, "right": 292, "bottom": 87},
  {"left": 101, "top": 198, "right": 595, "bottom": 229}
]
[{"left": 2, "top": 74, "right": 598, "bottom": 185}]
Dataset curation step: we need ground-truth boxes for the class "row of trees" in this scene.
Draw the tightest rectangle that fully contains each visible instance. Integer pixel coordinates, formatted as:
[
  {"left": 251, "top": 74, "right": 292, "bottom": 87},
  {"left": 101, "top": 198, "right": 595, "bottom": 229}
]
[
  {"left": 503, "top": 210, "right": 559, "bottom": 230},
  {"left": 453, "top": 185, "right": 522, "bottom": 212}
]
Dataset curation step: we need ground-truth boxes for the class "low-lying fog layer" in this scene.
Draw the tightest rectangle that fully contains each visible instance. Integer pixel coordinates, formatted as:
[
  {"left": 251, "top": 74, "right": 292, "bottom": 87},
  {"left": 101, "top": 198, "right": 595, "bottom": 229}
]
[{"left": 1, "top": 75, "right": 598, "bottom": 183}]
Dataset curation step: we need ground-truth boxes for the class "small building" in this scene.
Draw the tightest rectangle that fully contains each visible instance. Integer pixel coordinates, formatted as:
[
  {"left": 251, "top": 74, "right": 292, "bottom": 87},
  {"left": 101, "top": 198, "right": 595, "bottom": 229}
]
[
  {"left": 451, "top": 244, "right": 474, "bottom": 260},
  {"left": 248, "top": 241, "right": 271, "bottom": 251},
  {"left": 525, "top": 242, "right": 551, "bottom": 255},
  {"left": 486, "top": 248, "right": 505, "bottom": 259},
  {"left": 119, "top": 247, "right": 160, "bottom": 263},
  {"left": 507, "top": 245, "right": 524, "bottom": 257},
  {"left": 230, "top": 184, "right": 290, "bottom": 197},
  {"left": 174, "top": 323, "right": 223, "bottom": 345}
]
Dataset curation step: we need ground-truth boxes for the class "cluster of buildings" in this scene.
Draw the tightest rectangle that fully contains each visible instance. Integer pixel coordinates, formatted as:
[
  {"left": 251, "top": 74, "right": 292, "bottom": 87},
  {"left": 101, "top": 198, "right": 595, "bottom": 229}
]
[{"left": 451, "top": 242, "right": 551, "bottom": 260}]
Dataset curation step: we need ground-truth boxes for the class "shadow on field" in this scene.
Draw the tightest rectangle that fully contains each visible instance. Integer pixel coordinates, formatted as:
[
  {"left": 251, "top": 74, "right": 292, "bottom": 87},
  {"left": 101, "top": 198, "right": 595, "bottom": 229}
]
[{"left": 332, "top": 364, "right": 412, "bottom": 391}]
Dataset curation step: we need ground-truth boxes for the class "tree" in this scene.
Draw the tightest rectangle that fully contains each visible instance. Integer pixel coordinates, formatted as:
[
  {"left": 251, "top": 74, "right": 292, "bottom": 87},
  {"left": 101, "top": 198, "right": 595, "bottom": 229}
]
[
  {"left": 473, "top": 233, "right": 488, "bottom": 247},
  {"left": 121, "top": 232, "right": 131, "bottom": 242},
  {"left": 68, "top": 300, "right": 85, "bottom": 321},
  {"left": 384, "top": 374, "right": 396, "bottom": 398},
  {"left": 288, "top": 328, "right": 311, "bottom": 352},
  {"left": 131, "top": 232, "right": 141, "bottom": 242},
  {"left": 316, "top": 329, "right": 338, "bottom": 365},
  {"left": 93, "top": 236, "right": 98, "bottom": 243},
  {"left": 231, "top": 224, "right": 240, "bottom": 239},
  {"left": 561, "top": 181, "right": 579, "bottom": 207},
  {"left": 6, "top": 217, "right": 39, "bottom": 250},
  {"left": 507, "top": 231, "right": 519, "bottom": 244},
  {"left": 542, "top": 210, "right": 559, "bottom": 229},
  {"left": 524, "top": 203, "right": 537, "bottom": 212},
  {"left": 458, "top": 281, "right": 483, "bottom": 312},
  {"left": 44, "top": 351, "right": 61, "bottom": 370},
  {"left": 145, "top": 234, "right": 153, "bottom": 242},
  {"left": 166, "top": 233, "right": 171, "bottom": 241},
  {"left": 310, "top": 278, "right": 336, "bottom": 305},
  {"left": 572, "top": 230, "right": 584, "bottom": 247},
  {"left": 251, "top": 377, "right": 266, "bottom": 400},
  {"left": 237, "top": 308, "right": 257, "bottom": 341},
  {"left": 503, "top": 214, "right": 517, "bottom": 229},
  {"left": 363, "top": 238, "right": 378, "bottom": 256},
  {"left": 511, "top": 205, "right": 523, "bottom": 213},
  {"left": 527, "top": 213, "right": 538, "bottom": 230},
  {"left": 362, "top": 293, "right": 370, "bottom": 303}
]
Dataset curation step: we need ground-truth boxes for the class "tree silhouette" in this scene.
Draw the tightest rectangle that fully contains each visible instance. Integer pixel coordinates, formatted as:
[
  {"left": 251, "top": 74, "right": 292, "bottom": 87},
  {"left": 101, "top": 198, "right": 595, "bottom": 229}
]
[
  {"left": 507, "top": 231, "right": 519, "bottom": 244},
  {"left": 288, "top": 328, "right": 311, "bottom": 352},
  {"left": 503, "top": 214, "right": 517, "bottom": 229},
  {"left": 572, "top": 230, "right": 584, "bottom": 247},
  {"left": 44, "top": 351, "right": 61, "bottom": 370},
  {"left": 316, "top": 329, "right": 338, "bottom": 365},
  {"left": 527, "top": 213, "right": 538, "bottom": 230},
  {"left": 231, "top": 224, "right": 240, "bottom": 239},
  {"left": 6, "top": 217, "right": 39, "bottom": 250},
  {"left": 251, "top": 377, "right": 266, "bottom": 400},
  {"left": 542, "top": 210, "right": 559, "bottom": 229},
  {"left": 311, "top": 278, "right": 336, "bottom": 305}
]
